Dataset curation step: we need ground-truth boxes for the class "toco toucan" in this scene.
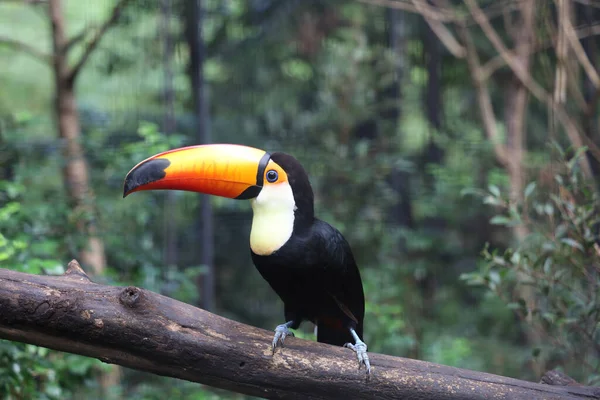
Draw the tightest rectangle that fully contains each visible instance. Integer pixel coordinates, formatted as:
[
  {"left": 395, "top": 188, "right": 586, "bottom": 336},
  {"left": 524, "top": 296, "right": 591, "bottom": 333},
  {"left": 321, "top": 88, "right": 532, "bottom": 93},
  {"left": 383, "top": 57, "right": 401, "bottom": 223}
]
[{"left": 123, "top": 144, "right": 370, "bottom": 373}]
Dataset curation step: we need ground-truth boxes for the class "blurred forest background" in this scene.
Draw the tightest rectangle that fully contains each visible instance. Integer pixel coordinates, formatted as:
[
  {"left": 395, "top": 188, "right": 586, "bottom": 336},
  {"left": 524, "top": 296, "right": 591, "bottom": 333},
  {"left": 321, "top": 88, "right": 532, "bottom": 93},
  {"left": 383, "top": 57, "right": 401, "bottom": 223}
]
[{"left": 1, "top": 0, "right": 599, "bottom": 398}]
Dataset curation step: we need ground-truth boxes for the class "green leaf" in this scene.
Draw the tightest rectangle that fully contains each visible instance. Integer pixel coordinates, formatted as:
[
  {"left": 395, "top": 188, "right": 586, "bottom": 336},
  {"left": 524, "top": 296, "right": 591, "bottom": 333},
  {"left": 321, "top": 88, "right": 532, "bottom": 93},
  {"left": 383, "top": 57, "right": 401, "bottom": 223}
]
[
  {"left": 567, "top": 146, "right": 588, "bottom": 170},
  {"left": 490, "top": 215, "right": 511, "bottom": 225},
  {"left": 554, "top": 223, "right": 568, "bottom": 238},
  {"left": 488, "top": 184, "right": 501, "bottom": 197},
  {"left": 542, "top": 257, "right": 553, "bottom": 274},
  {"left": 483, "top": 196, "right": 503, "bottom": 206},
  {"left": 524, "top": 182, "right": 536, "bottom": 199},
  {"left": 560, "top": 238, "right": 584, "bottom": 252},
  {"left": 460, "top": 187, "right": 484, "bottom": 197},
  {"left": 459, "top": 272, "right": 485, "bottom": 286}
]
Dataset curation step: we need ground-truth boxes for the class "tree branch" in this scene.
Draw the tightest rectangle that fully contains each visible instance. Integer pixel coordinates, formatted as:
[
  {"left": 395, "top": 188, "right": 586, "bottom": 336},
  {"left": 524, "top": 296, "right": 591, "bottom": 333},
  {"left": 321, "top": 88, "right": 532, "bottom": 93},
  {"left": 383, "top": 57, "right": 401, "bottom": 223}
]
[
  {"left": 463, "top": 0, "right": 599, "bottom": 176},
  {"left": 457, "top": 23, "right": 508, "bottom": 168},
  {"left": 412, "top": 0, "right": 466, "bottom": 58},
  {"left": 559, "top": 0, "right": 600, "bottom": 88},
  {"left": 68, "top": 0, "right": 133, "bottom": 83},
  {"left": 0, "top": 36, "right": 52, "bottom": 63},
  {"left": 1, "top": 261, "right": 599, "bottom": 399},
  {"left": 357, "top": 0, "right": 458, "bottom": 22},
  {"left": 64, "top": 27, "right": 90, "bottom": 53},
  {"left": 476, "top": 22, "right": 600, "bottom": 81},
  {"left": 358, "top": 0, "right": 523, "bottom": 26}
]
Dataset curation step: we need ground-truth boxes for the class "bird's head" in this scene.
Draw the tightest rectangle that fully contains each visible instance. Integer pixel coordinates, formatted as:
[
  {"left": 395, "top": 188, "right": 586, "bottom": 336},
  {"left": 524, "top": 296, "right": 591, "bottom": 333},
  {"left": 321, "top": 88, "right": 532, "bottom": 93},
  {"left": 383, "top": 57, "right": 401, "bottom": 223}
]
[{"left": 123, "top": 144, "right": 314, "bottom": 227}]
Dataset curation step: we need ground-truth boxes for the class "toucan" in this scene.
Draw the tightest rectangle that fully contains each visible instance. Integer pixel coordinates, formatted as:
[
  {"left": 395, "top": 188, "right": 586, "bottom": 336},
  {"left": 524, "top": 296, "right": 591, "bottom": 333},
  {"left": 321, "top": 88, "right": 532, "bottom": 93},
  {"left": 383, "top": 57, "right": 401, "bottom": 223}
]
[{"left": 123, "top": 144, "right": 370, "bottom": 373}]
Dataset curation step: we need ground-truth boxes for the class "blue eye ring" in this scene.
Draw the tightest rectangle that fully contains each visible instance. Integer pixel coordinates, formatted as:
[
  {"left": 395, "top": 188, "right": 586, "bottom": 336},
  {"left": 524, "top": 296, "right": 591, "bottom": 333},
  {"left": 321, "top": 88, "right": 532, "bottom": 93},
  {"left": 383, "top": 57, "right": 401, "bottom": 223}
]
[{"left": 266, "top": 170, "right": 279, "bottom": 183}]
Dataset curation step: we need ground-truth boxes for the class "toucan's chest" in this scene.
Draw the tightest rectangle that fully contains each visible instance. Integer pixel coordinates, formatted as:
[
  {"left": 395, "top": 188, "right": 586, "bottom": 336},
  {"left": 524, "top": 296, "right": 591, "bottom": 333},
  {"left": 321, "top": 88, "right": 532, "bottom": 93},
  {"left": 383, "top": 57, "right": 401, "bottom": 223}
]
[
  {"left": 251, "top": 231, "right": 320, "bottom": 284},
  {"left": 251, "top": 230, "right": 316, "bottom": 272},
  {"left": 251, "top": 235, "right": 328, "bottom": 311}
]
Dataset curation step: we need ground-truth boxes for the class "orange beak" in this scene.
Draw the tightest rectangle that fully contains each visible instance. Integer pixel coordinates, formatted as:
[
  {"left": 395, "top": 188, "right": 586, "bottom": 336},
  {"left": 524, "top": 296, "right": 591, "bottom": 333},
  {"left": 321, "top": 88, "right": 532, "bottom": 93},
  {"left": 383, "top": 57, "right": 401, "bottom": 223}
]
[{"left": 123, "top": 144, "right": 271, "bottom": 199}]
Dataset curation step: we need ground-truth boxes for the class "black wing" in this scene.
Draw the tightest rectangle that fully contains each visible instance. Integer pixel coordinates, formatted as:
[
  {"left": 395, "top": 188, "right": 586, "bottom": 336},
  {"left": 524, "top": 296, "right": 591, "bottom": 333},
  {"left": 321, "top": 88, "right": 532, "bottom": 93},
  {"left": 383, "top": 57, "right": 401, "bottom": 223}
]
[{"left": 312, "top": 218, "right": 365, "bottom": 335}]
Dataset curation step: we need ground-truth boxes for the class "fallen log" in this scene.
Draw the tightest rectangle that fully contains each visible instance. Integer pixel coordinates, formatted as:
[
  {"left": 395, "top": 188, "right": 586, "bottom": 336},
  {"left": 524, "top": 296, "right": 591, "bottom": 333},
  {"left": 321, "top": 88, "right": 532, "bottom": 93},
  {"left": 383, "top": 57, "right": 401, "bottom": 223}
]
[{"left": 0, "top": 260, "right": 598, "bottom": 399}]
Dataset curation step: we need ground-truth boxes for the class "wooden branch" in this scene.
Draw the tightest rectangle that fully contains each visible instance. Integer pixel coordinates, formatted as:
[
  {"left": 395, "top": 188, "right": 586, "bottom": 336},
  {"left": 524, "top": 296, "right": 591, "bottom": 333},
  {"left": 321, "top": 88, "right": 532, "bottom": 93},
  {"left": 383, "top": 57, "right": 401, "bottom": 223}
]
[
  {"left": 68, "top": 0, "right": 133, "bottom": 82},
  {"left": 1, "top": 261, "right": 599, "bottom": 399},
  {"left": 0, "top": 36, "right": 52, "bottom": 63}
]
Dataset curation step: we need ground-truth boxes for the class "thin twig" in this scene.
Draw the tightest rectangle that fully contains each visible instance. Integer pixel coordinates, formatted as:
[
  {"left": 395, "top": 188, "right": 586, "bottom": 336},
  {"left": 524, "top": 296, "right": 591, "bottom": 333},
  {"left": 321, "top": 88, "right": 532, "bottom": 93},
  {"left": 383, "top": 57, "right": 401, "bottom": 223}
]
[
  {"left": 68, "top": 0, "right": 134, "bottom": 82},
  {"left": 557, "top": 0, "right": 600, "bottom": 88},
  {"left": 357, "top": 0, "right": 458, "bottom": 22},
  {"left": 481, "top": 22, "right": 600, "bottom": 80},
  {"left": 64, "top": 27, "right": 90, "bottom": 52},
  {"left": 457, "top": 22, "right": 508, "bottom": 167},
  {"left": 412, "top": 0, "right": 465, "bottom": 58},
  {"left": 464, "top": 0, "right": 600, "bottom": 175},
  {"left": 0, "top": 36, "right": 52, "bottom": 63}
]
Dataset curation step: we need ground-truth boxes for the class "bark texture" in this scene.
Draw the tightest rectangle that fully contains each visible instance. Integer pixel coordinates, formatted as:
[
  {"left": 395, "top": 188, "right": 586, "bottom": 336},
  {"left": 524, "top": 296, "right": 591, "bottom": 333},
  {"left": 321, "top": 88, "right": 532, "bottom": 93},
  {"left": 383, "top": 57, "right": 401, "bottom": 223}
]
[
  {"left": 503, "top": 0, "right": 535, "bottom": 240},
  {"left": 48, "top": 0, "right": 107, "bottom": 277},
  {"left": 1, "top": 261, "right": 599, "bottom": 400},
  {"left": 47, "top": 0, "right": 133, "bottom": 276}
]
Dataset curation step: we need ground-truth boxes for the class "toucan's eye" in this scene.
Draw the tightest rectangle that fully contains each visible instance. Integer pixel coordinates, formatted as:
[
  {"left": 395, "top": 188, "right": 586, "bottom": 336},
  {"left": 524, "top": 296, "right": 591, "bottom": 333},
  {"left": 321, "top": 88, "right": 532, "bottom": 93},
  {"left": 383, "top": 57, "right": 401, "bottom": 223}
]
[{"left": 266, "top": 170, "right": 279, "bottom": 183}]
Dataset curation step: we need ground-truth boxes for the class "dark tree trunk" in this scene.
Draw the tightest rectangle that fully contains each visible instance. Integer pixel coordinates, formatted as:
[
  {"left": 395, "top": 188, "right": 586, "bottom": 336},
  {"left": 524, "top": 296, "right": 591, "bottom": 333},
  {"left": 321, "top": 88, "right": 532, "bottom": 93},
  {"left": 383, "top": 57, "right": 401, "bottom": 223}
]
[
  {"left": 384, "top": 8, "right": 414, "bottom": 230},
  {"left": 422, "top": 15, "right": 444, "bottom": 170},
  {"left": 161, "top": 0, "right": 178, "bottom": 268},
  {"left": 403, "top": 15, "right": 447, "bottom": 360},
  {"left": 184, "top": 0, "right": 215, "bottom": 311},
  {"left": 0, "top": 126, "right": 17, "bottom": 184}
]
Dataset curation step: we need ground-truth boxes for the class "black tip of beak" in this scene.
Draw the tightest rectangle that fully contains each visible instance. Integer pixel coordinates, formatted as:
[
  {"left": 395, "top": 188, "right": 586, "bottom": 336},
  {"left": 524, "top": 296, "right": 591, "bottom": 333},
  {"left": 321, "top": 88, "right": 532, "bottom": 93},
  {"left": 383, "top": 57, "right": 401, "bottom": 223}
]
[{"left": 123, "top": 158, "right": 171, "bottom": 198}]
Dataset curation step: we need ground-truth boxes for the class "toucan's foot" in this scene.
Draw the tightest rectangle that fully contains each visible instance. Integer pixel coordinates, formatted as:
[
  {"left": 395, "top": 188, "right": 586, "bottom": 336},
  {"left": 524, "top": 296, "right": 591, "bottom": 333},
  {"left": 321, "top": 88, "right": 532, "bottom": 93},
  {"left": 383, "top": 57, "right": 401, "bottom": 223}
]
[
  {"left": 272, "top": 323, "right": 294, "bottom": 353},
  {"left": 344, "top": 340, "right": 371, "bottom": 374}
]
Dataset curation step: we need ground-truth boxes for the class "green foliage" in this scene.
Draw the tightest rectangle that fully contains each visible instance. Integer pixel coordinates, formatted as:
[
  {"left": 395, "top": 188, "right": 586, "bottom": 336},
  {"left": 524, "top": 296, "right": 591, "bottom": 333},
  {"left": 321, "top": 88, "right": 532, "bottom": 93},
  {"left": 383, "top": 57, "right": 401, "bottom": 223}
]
[
  {"left": 462, "top": 149, "right": 600, "bottom": 384},
  {"left": 0, "top": 183, "right": 104, "bottom": 399},
  {"left": 0, "top": 340, "right": 109, "bottom": 400},
  {"left": 0, "top": 343, "right": 61, "bottom": 400},
  {"left": 0, "top": 181, "right": 64, "bottom": 274}
]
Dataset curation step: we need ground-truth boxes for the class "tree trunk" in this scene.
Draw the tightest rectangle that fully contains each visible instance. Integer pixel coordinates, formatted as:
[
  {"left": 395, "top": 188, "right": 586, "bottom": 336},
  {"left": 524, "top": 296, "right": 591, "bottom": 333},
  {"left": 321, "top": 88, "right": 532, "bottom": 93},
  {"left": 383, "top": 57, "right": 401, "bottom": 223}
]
[
  {"left": 48, "top": 0, "right": 114, "bottom": 390},
  {"left": 161, "top": 0, "right": 178, "bottom": 268},
  {"left": 503, "top": 0, "right": 534, "bottom": 241},
  {"left": 384, "top": 8, "right": 412, "bottom": 229},
  {"left": 502, "top": 0, "right": 548, "bottom": 374},
  {"left": 0, "top": 126, "right": 17, "bottom": 184},
  {"left": 1, "top": 261, "right": 599, "bottom": 400},
  {"left": 48, "top": 0, "right": 106, "bottom": 277},
  {"left": 185, "top": 0, "right": 215, "bottom": 311}
]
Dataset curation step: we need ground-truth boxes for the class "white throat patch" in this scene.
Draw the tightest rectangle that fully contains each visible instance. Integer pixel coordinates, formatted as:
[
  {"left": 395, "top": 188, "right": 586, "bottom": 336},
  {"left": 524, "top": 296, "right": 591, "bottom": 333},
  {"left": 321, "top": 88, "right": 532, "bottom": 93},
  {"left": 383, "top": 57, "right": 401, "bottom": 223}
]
[{"left": 250, "top": 182, "right": 296, "bottom": 256}]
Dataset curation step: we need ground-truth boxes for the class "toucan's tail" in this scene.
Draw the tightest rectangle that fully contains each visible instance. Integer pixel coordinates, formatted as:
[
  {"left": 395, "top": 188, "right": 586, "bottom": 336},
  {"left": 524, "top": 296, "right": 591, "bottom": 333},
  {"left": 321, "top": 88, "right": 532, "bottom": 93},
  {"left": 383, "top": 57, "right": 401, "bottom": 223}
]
[{"left": 316, "top": 318, "right": 362, "bottom": 346}]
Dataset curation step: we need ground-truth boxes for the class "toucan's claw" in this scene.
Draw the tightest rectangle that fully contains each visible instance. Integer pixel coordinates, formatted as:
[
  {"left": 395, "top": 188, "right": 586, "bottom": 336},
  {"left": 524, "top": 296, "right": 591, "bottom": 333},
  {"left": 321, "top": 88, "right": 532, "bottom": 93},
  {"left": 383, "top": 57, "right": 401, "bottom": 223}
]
[
  {"left": 344, "top": 341, "right": 371, "bottom": 374},
  {"left": 272, "top": 323, "right": 294, "bottom": 353}
]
